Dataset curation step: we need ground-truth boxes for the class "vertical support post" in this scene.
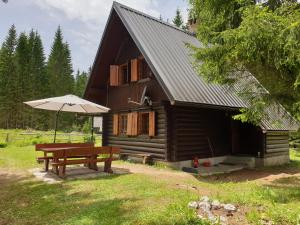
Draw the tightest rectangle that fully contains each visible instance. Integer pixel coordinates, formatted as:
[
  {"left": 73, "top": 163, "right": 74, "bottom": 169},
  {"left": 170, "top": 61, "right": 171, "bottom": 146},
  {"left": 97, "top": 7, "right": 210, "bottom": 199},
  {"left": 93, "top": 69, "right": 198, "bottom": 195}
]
[
  {"left": 91, "top": 116, "right": 94, "bottom": 143},
  {"left": 54, "top": 111, "right": 60, "bottom": 143}
]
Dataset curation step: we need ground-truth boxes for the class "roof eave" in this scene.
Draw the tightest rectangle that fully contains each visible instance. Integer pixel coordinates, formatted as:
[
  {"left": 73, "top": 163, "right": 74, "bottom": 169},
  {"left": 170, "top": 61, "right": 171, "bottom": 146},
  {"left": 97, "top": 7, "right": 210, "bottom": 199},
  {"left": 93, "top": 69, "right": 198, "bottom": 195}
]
[{"left": 83, "top": 4, "right": 115, "bottom": 99}]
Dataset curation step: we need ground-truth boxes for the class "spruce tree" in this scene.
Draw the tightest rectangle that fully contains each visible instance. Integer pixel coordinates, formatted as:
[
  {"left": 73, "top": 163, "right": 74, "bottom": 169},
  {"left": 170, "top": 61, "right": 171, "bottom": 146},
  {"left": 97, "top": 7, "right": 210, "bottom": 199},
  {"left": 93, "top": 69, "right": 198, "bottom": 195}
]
[
  {"left": 30, "top": 31, "right": 49, "bottom": 129},
  {"left": 0, "top": 25, "right": 18, "bottom": 128},
  {"left": 47, "top": 26, "right": 74, "bottom": 130},
  {"left": 47, "top": 26, "right": 74, "bottom": 96},
  {"left": 173, "top": 8, "right": 184, "bottom": 28},
  {"left": 15, "top": 32, "right": 30, "bottom": 128}
]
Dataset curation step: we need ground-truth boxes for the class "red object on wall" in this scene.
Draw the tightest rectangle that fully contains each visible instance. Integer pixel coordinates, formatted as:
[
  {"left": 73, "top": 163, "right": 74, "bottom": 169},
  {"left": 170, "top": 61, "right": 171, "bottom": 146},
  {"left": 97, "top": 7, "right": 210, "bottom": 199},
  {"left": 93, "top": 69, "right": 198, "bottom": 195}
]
[
  {"left": 202, "top": 161, "right": 211, "bottom": 167},
  {"left": 193, "top": 157, "right": 199, "bottom": 168}
]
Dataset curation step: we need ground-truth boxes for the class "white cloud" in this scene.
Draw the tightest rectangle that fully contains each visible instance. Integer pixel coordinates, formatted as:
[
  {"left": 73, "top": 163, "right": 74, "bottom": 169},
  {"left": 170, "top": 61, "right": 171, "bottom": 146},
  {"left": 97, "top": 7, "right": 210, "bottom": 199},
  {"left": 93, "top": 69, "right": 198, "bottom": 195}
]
[
  {"left": 33, "top": 0, "right": 160, "bottom": 26},
  {"left": 28, "top": 0, "right": 188, "bottom": 71}
]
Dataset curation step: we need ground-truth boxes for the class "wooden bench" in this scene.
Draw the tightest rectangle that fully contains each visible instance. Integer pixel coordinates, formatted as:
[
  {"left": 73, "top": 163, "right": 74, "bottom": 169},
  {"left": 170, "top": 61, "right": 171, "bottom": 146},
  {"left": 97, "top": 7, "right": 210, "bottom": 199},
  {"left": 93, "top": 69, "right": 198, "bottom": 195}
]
[
  {"left": 120, "top": 153, "right": 152, "bottom": 164},
  {"left": 51, "top": 146, "right": 120, "bottom": 178},
  {"left": 35, "top": 143, "right": 94, "bottom": 171}
]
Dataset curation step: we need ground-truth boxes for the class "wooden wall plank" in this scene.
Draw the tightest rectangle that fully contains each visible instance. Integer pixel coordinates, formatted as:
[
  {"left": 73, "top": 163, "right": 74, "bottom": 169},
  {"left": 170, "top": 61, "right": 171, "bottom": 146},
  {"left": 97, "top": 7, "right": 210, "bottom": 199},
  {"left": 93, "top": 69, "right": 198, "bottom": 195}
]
[
  {"left": 131, "top": 58, "right": 139, "bottom": 81},
  {"left": 113, "top": 114, "right": 119, "bottom": 135},
  {"left": 149, "top": 111, "right": 155, "bottom": 137},
  {"left": 110, "top": 65, "right": 119, "bottom": 86},
  {"left": 131, "top": 112, "right": 138, "bottom": 136},
  {"left": 126, "top": 113, "right": 132, "bottom": 135}
]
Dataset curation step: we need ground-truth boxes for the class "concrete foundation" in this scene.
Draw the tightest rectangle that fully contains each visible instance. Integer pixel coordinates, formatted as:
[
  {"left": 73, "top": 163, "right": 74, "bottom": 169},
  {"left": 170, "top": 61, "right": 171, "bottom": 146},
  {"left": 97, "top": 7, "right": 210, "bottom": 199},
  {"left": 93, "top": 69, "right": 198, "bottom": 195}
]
[
  {"left": 166, "top": 153, "right": 291, "bottom": 170},
  {"left": 255, "top": 154, "right": 290, "bottom": 167}
]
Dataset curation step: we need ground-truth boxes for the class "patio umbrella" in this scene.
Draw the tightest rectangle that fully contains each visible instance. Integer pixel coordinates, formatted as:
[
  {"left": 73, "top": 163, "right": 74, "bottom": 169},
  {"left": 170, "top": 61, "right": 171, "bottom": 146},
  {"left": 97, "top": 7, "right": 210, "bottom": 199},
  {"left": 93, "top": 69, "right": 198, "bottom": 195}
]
[{"left": 24, "top": 94, "right": 110, "bottom": 143}]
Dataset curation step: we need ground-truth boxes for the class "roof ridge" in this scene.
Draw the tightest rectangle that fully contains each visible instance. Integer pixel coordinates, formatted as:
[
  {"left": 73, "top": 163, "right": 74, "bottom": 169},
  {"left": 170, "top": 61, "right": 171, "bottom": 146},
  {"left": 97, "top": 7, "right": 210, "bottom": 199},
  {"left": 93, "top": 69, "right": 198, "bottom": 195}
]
[{"left": 113, "top": 1, "right": 195, "bottom": 37}]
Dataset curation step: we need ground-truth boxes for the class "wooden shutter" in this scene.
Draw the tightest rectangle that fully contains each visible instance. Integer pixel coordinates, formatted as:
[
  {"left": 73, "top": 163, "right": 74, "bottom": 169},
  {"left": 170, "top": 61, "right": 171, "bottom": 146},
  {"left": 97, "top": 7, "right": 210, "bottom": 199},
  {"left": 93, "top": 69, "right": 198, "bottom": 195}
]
[
  {"left": 131, "top": 112, "right": 138, "bottom": 136},
  {"left": 113, "top": 114, "right": 119, "bottom": 135},
  {"left": 110, "top": 65, "right": 119, "bottom": 86},
  {"left": 131, "top": 59, "right": 139, "bottom": 82},
  {"left": 149, "top": 111, "right": 155, "bottom": 137},
  {"left": 126, "top": 113, "right": 132, "bottom": 135}
]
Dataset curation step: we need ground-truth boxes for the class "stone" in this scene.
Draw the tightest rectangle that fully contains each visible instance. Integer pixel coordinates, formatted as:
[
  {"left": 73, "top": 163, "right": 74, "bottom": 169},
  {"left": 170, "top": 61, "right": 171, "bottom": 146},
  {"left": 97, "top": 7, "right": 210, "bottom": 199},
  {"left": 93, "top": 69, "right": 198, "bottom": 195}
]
[
  {"left": 200, "top": 196, "right": 210, "bottom": 202},
  {"left": 197, "top": 214, "right": 204, "bottom": 219},
  {"left": 207, "top": 211, "right": 216, "bottom": 223},
  {"left": 223, "top": 203, "right": 236, "bottom": 212},
  {"left": 188, "top": 201, "right": 199, "bottom": 209},
  {"left": 198, "top": 201, "right": 211, "bottom": 212},
  {"left": 211, "top": 200, "right": 221, "bottom": 209},
  {"left": 220, "top": 216, "right": 227, "bottom": 222}
]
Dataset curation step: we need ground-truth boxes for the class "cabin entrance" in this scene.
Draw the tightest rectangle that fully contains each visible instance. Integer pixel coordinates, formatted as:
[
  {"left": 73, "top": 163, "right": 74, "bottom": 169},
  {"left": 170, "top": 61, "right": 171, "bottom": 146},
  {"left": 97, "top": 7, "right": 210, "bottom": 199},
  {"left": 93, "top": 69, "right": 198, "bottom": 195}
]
[{"left": 230, "top": 120, "right": 261, "bottom": 157}]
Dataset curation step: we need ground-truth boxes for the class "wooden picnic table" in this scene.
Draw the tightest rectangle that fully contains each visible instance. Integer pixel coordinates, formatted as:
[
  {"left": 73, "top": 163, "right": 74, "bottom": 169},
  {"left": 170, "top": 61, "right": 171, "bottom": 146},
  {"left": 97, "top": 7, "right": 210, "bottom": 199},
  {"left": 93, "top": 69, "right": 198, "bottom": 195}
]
[
  {"left": 36, "top": 143, "right": 95, "bottom": 171},
  {"left": 35, "top": 143, "right": 120, "bottom": 178},
  {"left": 38, "top": 146, "right": 99, "bottom": 173}
]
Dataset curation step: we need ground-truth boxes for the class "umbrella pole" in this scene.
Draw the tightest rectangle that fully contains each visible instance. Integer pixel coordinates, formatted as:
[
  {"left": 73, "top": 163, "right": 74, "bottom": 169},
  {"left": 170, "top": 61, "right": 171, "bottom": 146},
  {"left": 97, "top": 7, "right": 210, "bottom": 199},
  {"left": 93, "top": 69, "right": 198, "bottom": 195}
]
[
  {"left": 91, "top": 116, "right": 94, "bottom": 143},
  {"left": 54, "top": 111, "right": 60, "bottom": 143}
]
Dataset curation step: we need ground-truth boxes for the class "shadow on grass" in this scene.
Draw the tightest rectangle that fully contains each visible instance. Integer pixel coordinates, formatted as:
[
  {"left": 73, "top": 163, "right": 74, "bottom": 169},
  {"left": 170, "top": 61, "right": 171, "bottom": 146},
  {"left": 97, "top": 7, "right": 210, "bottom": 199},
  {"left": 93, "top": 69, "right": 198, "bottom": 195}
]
[
  {"left": 0, "top": 172, "right": 140, "bottom": 225},
  {"left": 192, "top": 163, "right": 300, "bottom": 205},
  {"left": 196, "top": 163, "right": 300, "bottom": 184}
]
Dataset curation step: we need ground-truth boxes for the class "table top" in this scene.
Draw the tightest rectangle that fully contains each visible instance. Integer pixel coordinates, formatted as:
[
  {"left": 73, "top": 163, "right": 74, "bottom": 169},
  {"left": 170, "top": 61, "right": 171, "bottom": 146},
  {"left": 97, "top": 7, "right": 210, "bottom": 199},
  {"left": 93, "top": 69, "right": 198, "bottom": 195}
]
[{"left": 38, "top": 147, "right": 80, "bottom": 152}]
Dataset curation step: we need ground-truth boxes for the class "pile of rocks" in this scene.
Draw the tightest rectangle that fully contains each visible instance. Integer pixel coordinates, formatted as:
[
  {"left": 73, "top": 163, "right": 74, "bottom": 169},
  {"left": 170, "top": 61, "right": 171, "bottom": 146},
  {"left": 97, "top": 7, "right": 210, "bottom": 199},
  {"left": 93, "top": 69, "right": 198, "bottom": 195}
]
[{"left": 188, "top": 196, "right": 237, "bottom": 224}]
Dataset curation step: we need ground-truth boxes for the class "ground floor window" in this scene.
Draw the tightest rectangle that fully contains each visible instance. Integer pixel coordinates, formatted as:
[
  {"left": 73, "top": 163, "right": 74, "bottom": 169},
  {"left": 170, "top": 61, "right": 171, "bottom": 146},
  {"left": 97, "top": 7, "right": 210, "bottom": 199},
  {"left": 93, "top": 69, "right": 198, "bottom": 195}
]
[
  {"left": 113, "top": 111, "right": 155, "bottom": 137},
  {"left": 119, "top": 114, "right": 127, "bottom": 135},
  {"left": 139, "top": 112, "right": 149, "bottom": 135}
]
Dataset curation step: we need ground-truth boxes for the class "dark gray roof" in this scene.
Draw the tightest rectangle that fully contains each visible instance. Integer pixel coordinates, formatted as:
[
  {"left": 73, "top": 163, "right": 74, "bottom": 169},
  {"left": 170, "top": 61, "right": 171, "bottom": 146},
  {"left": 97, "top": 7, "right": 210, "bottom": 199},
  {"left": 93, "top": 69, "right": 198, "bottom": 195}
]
[
  {"left": 114, "top": 2, "right": 247, "bottom": 108},
  {"left": 91, "top": 2, "right": 299, "bottom": 130}
]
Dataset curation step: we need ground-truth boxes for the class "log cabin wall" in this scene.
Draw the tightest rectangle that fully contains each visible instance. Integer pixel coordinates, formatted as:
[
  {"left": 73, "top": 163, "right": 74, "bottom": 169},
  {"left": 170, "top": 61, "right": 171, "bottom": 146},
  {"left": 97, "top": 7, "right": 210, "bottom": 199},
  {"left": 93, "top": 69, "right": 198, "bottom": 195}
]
[
  {"left": 102, "top": 105, "right": 168, "bottom": 160},
  {"left": 99, "top": 30, "right": 169, "bottom": 160},
  {"left": 106, "top": 33, "right": 168, "bottom": 110},
  {"left": 166, "top": 105, "right": 232, "bottom": 162},
  {"left": 264, "top": 131, "right": 290, "bottom": 157}
]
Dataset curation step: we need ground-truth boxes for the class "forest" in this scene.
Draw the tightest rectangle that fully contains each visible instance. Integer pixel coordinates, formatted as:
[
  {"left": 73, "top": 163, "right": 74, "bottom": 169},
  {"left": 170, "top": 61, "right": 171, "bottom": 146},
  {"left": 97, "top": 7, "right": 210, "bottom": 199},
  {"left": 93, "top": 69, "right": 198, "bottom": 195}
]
[{"left": 0, "top": 25, "right": 89, "bottom": 131}]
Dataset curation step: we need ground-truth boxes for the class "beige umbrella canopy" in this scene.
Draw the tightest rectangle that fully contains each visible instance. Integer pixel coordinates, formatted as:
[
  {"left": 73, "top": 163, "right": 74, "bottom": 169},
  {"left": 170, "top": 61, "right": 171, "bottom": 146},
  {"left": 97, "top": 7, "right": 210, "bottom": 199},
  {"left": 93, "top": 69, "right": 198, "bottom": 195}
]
[
  {"left": 24, "top": 94, "right": 110, "bottom": 142},
  {"left": 24, "top": 94, "right": 109, "bottom": 114}
]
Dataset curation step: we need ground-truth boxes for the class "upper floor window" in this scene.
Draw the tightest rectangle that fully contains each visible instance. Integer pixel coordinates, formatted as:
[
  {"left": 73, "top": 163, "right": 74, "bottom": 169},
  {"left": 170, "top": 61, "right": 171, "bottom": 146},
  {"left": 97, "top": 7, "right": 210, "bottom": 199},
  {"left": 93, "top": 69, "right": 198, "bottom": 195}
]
[
  {"left": 119, "top": 63, "right": 130, "bottom": 84},
  {"left": 110, "top": 56, "right": 153, "bottom": 86},
  {"left": 139, "top": 58, "right": 153, "bottom": 79}
]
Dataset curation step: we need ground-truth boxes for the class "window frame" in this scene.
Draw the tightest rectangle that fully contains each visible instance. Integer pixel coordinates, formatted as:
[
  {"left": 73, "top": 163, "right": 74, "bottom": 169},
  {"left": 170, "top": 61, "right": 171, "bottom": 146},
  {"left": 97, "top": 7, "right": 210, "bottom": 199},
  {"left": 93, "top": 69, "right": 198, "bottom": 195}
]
[
  {"left": 138, "top": 111, "right": 150, "bottom": 136},
  {"left": 138, "top": 57, "right": 153, "bottom": 80},
  {"left": 118, "top": 113, "right": 128, "bottom": 136},
  {"left": 119, "top": 62, "right": 131, "bottom": 85}
]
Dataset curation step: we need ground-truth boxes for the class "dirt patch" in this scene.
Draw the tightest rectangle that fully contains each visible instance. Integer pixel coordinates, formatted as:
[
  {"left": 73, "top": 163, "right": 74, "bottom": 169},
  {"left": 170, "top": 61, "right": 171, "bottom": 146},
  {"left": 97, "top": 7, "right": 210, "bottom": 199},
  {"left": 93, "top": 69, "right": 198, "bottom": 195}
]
[
  {"left": 0, "top": 170, "right": 28, "bottom": 186},
  {"left": 201, "top": 168, "right": 300, "bottom": 185},
  {"left": 116, "top": 163, "right": 193, "bottom": 179}
]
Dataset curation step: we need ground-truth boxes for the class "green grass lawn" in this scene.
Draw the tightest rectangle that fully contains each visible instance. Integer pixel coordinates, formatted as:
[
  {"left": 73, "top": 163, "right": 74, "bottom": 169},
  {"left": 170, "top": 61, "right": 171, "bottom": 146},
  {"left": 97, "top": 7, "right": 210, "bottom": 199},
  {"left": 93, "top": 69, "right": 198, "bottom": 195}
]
[{"left": 0, "top": 142, "right": 300, "bottom": 225}]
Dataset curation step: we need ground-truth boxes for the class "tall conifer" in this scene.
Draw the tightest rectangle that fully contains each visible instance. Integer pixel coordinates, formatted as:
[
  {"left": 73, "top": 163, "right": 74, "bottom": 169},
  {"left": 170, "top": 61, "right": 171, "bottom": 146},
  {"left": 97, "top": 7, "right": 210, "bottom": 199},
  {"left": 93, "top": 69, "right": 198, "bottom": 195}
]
[
  {"left": 47, "top": 26, "right": 74, "bottom": 130},
  {"left": 15, "top": 32, "right": 30, "bottom": 128},
  {"left": 0, "top": 25, "right": 18, "bottom": 128}
]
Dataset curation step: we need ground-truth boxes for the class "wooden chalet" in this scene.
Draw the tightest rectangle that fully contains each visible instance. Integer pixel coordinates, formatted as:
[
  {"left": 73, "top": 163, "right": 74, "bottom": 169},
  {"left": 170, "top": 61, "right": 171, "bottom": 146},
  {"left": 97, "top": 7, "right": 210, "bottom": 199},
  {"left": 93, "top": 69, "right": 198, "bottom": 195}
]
[{"left": 84, "top": 2, "right": 298, "bottom": 168}]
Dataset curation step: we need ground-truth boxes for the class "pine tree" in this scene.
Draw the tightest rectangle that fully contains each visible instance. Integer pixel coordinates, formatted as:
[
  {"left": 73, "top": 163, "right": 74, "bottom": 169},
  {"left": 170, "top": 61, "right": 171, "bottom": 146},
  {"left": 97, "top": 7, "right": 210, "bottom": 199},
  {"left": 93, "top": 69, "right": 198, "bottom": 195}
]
[
  {"left": 29, "top": 31, "right": 50, "bottom": 129},
  {"left": 47, "top": 26, "right": 75, "bottom": 130},
  {"left": 0, "top": 25, "right": 18, "bottom": 128},
  {"left": 173, "top": 8, "right": 184, "bottom": 28},
  {"left": 15, "top": 32, "right": 30, "bottom": 128},
  {"left": 47, "top": 26, "right": 74, "bottom": 96}
]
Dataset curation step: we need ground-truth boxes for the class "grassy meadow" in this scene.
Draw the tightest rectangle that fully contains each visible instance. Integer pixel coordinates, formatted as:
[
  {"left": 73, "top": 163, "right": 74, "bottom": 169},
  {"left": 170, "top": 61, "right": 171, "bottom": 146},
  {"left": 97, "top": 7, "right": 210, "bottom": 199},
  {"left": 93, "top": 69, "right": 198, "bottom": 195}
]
[{"left": 0, "top": 130, "right": 300, "bottom": 225}]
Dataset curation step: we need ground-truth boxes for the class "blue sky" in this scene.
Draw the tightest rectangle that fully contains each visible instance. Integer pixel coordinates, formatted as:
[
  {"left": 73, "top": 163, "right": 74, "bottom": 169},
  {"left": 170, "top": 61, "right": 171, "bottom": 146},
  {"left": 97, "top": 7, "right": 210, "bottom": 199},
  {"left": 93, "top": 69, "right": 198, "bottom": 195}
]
[{"left": 0, "top": 0, "right": 188, "bottom": 73}]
